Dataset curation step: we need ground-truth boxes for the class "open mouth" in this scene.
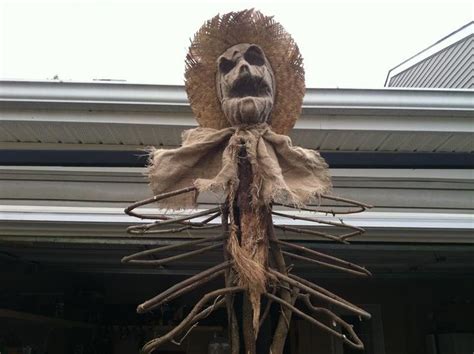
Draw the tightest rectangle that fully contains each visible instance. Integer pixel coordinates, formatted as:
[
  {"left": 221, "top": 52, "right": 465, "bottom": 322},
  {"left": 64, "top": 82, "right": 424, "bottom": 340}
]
[{"left": 229, "top": 75, "right": 270, "bottom": 98}]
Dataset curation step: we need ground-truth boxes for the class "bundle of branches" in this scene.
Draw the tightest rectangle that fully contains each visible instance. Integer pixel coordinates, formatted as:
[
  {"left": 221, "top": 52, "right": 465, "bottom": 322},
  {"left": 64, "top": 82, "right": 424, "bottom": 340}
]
[{"left": 123, "top": 182, "right": 372, "bottom": 354}]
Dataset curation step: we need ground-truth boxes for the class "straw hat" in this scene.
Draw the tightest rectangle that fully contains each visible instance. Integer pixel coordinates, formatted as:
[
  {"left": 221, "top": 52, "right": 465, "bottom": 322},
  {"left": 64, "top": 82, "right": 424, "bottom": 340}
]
[{"left": 185, "top": 9, "right": 305, "bottom": 135}]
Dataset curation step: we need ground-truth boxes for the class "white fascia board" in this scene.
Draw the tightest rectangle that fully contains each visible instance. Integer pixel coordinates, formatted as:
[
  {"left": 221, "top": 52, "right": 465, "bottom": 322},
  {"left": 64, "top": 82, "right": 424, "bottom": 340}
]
[
  {"left": 1, "top": 205, "right": 472, "bottom": 230},
  {"left": 1, "top": 93, "right": 473, "bottom": 136},
  {"left": 302, "top": 86, "right": 474, "bottom": 113},
  {"left": 1, "top": 80, "right": 473, "bottom": 115},
  {"left": 296, "top": 113, "right": 474, "bottom": 133},
  {"left": 2, "top": 108, "right": 473, "bottom": 134},
  {"left": 1, "top": 165, "right": 473, "bottom": 181},
  {"left": 0, "top": 81, "right": 189, "bottom": 109}
]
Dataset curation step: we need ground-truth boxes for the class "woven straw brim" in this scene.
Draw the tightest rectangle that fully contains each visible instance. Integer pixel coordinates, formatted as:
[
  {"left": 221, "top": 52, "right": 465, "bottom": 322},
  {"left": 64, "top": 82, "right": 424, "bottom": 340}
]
[{"left": 185, "top": 9, "right": 305, "bottom": 135}]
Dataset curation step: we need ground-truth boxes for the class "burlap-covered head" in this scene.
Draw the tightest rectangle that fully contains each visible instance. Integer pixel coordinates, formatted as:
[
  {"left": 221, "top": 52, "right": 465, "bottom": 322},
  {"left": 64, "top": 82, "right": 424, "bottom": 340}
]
[{"left": 185, "top": 9, "right": 305, "bottom": 135}]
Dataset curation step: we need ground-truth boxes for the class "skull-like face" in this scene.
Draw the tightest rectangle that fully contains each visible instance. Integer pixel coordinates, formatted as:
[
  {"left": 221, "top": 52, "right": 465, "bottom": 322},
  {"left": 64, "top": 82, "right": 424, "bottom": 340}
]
[{"left": 216, "top": 43, "right": 275, "bottom": 126}]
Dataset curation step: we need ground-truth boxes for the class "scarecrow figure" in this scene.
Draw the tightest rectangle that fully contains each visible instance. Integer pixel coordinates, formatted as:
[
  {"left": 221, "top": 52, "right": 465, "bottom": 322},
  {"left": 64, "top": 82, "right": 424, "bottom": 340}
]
[{"left": 124, "top": 10, "right": 372, "bottom": 354}]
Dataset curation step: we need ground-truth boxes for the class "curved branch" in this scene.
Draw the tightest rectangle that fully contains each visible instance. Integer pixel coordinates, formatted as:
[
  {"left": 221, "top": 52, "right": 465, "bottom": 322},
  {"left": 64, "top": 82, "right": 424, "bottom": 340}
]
[
  {"left": 299, "top": 293, "right": 364, "bottom": 350},
  {"left": 268, "top": 218, "right": 294, "bottom": 354},
  {"left": 201, "top": 211, "right": 223, "bottom": 224},
  {"left": 121, "top": 234, "right": 226, "bottom": 265},
  {"left": 128, "top": 223, "right": 222, "bottom": 235},
  {"left": 127, "top": 207, "right": 221, "bottom": 234},
  {"left": 125, "top": 243, "right": 222, "bottom": 266},
  {"left": 274, "top": 225, "right": 349, "bottom": 244},
  {"left": 289, "top": 273, "right": 371, "bottom": 320},
  {"left": 269, "top": 269, "right": 370, "bottom": 319},
  {"left": 192, "top": 296, "right": 226, "bottom": 323},
  {"left": 259, "top": 284, "right": 276, "bottom": 329},
  {"left": 274, "top": 194, "right": 371, "bottom": 216},
  {"left": 172, "top": 295, "right": 227, "bottom": 346},
  {"left": 282, "top": 251, "right": 369, "bottom": 277},
  {"left": 321, "top": 194, "right": 372, "bottom": 209},
  {"left": 272, "top": 239, "right": 371, "bottom": 277},
  {"left": 274, "top": 202, "right": 367, "bottom": 215},
  {"left": 265, "top": 292, "right": 364, "bottom": 350},
  {"left": 272, "top": 210, "right": 365, "bottom": 233},
  {"left": 124, "top": 186, "right": 197, "bottom": 219},
  {"left": 142, "top": 286, "right": 244, "bottom": 354},
  {"left": 137, "top": 261, "right": 232, "bottom": 314},
  {"left": 221, "top": 204, "right": 240, "bottom": 354}
]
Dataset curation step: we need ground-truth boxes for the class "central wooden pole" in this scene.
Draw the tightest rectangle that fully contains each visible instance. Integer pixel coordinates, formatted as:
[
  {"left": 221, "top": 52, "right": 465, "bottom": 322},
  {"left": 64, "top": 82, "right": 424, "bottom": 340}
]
[
  {"left": 236, "top": 142, "right": 258, "bottom": 354},
  {"left": 227, "top": 141, "right": 293, "bottom": 354}
]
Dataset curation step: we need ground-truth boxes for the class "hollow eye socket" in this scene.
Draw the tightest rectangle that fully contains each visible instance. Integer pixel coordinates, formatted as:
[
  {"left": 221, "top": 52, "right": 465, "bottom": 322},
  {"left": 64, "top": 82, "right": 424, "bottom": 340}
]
[
  {"left": 244, "top": 46, "right": 265, "bottom": 66},
  {"left": 219, "top": 58, "right": 235, "bottom": 74}
]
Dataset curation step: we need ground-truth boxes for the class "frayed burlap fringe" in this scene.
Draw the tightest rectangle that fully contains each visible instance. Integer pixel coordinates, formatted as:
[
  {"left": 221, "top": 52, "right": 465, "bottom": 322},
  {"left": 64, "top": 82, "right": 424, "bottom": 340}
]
[
  {"left": 147, "top": 124, "right": 332, "bottom": 209},
  {"left": 227, "top": 205, "right": 268, "bottom": 337}
]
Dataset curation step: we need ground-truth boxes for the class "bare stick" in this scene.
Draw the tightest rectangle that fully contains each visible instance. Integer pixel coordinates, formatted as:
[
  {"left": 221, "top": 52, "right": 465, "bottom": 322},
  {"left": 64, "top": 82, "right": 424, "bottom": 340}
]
[
  {"left": 201, "top": 211, "right": 222, "bottom": 224},
  {"left": 127, "top": 207, "right": 221, "bottom": 233},
  {"left": 275, "top": 225, "right": 350, "bottom": 244},
  {"left": 269, "top": 269, "right": 370, "bottom": 319},
  {"left": 268, "top": 217, "right": 294, "bottom": 354},
  {"left": 265, "top": 292, "right": 363, "bottom": 350},
  {"left": 172, "top": 296, "right": 227, "bottom": 346},
  {"left": 339, "top": 230, "right": 366, "bottom": 241},
  {"left": 123, "top": 243, "right": 222, "bottom": 266},
  {"left": 192, "top": 296, "right": 226, "bottom": 323},
  {"left": 322, "top": 194, "right": 372, "bottom": 209},
  {"left": 275, "top": 194, "right": 371, "bottom": 216},
  {"left": 222, "top": 204, "right": 240, "bottom": 354},
  {"left": 171, "top": 323, "right": 198, "bottom": 346},
  {"left": 121, "top": 234, "right": 226, "bottom": 264},
  {"left": 168, "top": 296, "right": 227, "bottom": 346},
  {"left": 299, "top": 293, "right": 364, "bottom": 350},
  {"left": 272, "top": 210, "right": 365, "bottom": 233},
  {"left": 289, "top": 273, "right": 369, "bottom": 314},
  {"left": 172, "top": 295, "right": 227, "bottom": 347},
  {"left": 137, "top": 261, "right": 231, "bottom": 314},
  {"left": 128, "top": 223, "right": 222, "bottom": 235},
  {"left": 161, "top": 269, "right": 227, "bottom": 308},
  {"left": 242, "top": 295, "right": 256, "bottom": 354},
  {"left": 273, "top": 239, "right": 371, "bottom": 277},
  {"left": 141, "top": 286, "right": 244, "bottom": 354},
  {"left": 274, "top": 202, "right": 367, "bottom": 215},
  {"left": 282, "top": 251, "right": 370, "bottom": 277},
  {"left": 258, "top": 284, "right": 276, "bottom": 329},
  {"left": 124, "top": 186, "right": 197, "bottom": 219}
]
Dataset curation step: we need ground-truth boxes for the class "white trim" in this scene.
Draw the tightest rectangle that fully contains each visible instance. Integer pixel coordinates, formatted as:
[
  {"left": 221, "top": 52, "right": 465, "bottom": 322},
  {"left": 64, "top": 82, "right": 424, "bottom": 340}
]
[
  {"left": 2, "top": 108, "right": 473, "bottom": 135},
  {"left": 1, "top": 80, "right": 473, "bottom": 114},
  {"left": 1, "top": 165, "right": 472, "bottom": 180},
  {"left": 2, "top": 81, "right": 473, "bottom": 152},
  {"left": 1, "top": 205, "right": 472, "bottom": 230}
]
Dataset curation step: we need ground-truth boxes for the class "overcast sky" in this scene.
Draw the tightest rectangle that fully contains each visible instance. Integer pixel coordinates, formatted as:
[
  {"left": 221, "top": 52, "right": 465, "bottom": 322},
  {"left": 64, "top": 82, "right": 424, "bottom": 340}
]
[{"left": 0, "top": 0, "right": 472, "bottom": 88}]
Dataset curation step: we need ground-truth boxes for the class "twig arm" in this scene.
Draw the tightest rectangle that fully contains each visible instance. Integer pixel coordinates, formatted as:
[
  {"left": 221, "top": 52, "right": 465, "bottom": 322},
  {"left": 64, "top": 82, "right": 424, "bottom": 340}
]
[
  {"left": 141, "top": 286, "right": 244, "bottom": 354},
  {"left": 272, "top": 239, "right": 371, "bottom": 277},
  {"left": 124, "top": 186, "right": 197, "bottom": 219},
  {"left": 222, "top": 204, "right": 240, "bottom": 354},
  {"left": 268, "top": 215, "right": 294, "bottom": 354},
  {"left": 121, "top": 234, "right": 226, "bottom": 266},
  {"left": 269, "top": 269, "right": 370, "bottom": 319},
  {"left": 265, "top": 292, "right": 364, "bottom": 350},
  {"left": 299, "top": 293, "right": 364, "bottom": 350},
  {"left": 137, "top": 261, "right": 231, "bottom": 314}
]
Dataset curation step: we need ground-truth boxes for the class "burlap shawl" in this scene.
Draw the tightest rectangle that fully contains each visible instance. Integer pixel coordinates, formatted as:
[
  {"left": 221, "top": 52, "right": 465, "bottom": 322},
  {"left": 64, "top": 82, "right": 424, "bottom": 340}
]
[{"left": 147, "top": 124, "right": 331, "bottom": 208}]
